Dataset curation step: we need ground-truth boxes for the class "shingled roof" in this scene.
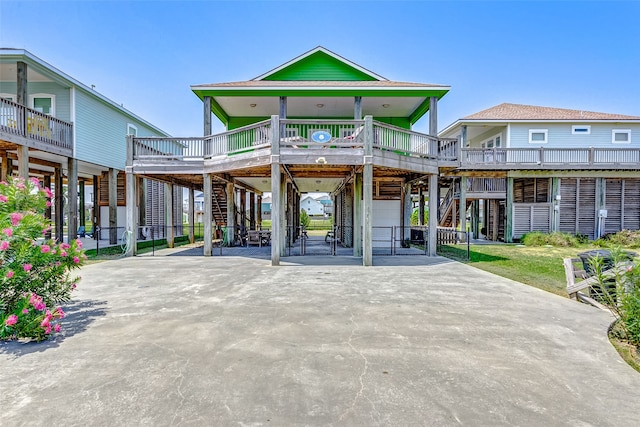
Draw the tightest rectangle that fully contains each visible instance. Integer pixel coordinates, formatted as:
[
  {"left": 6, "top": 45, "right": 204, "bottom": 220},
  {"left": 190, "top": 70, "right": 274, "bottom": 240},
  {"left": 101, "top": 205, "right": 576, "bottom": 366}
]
[{"left": 463, "top": 103, "right": 640, "bottom": 121}]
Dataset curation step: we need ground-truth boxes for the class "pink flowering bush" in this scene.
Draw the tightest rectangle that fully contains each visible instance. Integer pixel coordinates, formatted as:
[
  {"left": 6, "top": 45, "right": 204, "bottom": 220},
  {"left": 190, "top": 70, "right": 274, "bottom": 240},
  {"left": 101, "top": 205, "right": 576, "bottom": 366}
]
[{"left": 0, "top": 177, "right": 85, "bottom": 341}]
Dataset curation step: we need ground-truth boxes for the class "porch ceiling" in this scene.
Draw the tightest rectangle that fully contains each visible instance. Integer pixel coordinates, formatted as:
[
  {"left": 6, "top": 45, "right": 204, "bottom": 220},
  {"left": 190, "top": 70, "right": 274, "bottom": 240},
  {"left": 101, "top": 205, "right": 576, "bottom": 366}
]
[
  {"left": 215, "top": 96, "right": 427, "bottom": 119},
  {"left": 0, "top": 63, "right": 51, "bottom": 83}
]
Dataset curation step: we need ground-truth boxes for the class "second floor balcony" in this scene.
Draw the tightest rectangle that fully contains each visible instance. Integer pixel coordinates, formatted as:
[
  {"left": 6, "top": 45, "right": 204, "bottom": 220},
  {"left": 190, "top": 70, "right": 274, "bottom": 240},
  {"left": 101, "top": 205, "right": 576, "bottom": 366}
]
[{"left": 0, "top": 97, "right": 73, "bottom": 157}]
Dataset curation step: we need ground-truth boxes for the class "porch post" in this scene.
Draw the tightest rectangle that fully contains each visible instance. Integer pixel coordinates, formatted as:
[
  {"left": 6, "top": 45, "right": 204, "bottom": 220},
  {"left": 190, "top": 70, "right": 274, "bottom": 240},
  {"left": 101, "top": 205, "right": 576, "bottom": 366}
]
[
  {"left": 138, "top": 177, "right": 146, "bottom": 240},
  {"left": 418, "top": 187, "right": 425, "bottom": 226},
  {"left": 505, "top": 177, "right": 514, "bottom": 243},
  {"left": 44, "top": 175, "right": 52, "bottom": 239},
  {"left": 280, "top": 177, "right": 287, "bottom": 256},
  {"left": 93, "top": 175, "right": 99, "bottom": 240},
  {"left": 461, "top": 125, "right": 467, "bottom": 147},
  {"left": 79, "top": 180, "right": 86, "bottom": 229},
  {"left": 354, "top": 96, "right": 362, "bottom": 120},
  {"left": 403, "top": 182, "right": 412, "bottom": 242},
  {"left": 17, "top": 62, "right": 27, "bottom": 136},
  {"left": 204, "top": 96, "right": 212, "bottom": 135},
  {"left": 429, "top": 96, "right": 438, "bottom": 136},
  {"left": 203, "top": 174, "right": 212, "bottom": 256},
  {"left": 165, "top": 183, "right": 174, "bottom": 248},
  {"left": 459, "top": 176, "right": 467, "bottom": 242},
  {"left": 363, "top": 115, "right": 373, "bottom": 266},
  {"left": 0, "top": 150, "right": 8, "bottom": 181},
  {"left": 353, "top": 173, "right": 362, "bottom": 257},
  {"left": 54, "top": 165, "right": 64, "bottom": 243},
  {"left": 188, "top": 187, "right": 195, "bottom": 243},
  {"left": 595, "top": 177, "right": 606, "bottom": 239},
  {"left": 67, "top": 157, "right": 78, "bottom": 244},
  {"left": 257, "top": 195, "right": 262, "bottom": 229},
  {"left": 108, "top": 168, "right": 118, "bottom": 245},
  {"left": 249, "top": 192, "right": 256, "bottom": 230},
  {"left": 225, "top": 182, "right": 235, "bottom": 246},
  {"left": 240, "top": 188, "right": 247, "bottom": 234},
  {"left": 279, "top": 97, "right": 287, "bottom": 119},
  {"left": 428, "top": 174, "right": 438, "bottom": 256},
  {"left": 17, "top": 146, "right": 29, "bottom": 180},
  {"left": 125, "top": 135, "right": 137, "bottom": 256},
  {"left": 270, "top": 115, "right": 281, "bottom": 265}
]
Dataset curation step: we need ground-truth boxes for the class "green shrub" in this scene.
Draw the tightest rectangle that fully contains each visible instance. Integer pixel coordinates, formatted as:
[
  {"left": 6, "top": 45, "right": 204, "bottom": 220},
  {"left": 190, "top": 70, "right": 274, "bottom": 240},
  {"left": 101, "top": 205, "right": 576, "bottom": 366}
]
[
  {"left": 595, "top": 230, "right": 640, "bottom": 249},
  {"left": 410, "top": 208, "right": 428, "bottom": 226},
  {"left": 300, "top": 209, "right": 311, "bottom": 227},
  {"left": 589, "top": 247, "right": 640, "bottom": 346},
  {"left": 521, "top": 231, "right": 583, "bottom": 247}
]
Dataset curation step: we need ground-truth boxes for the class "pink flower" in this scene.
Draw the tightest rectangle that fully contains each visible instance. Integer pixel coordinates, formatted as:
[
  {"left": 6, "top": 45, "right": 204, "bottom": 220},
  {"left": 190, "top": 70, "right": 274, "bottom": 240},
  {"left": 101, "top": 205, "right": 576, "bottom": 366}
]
[
  {"left": 23, "top": 263, "right": 32, "bottom": 272},
  {"left": 15, "top": 183, "right": 25, "bottom": 190},
  {"left": 60, "top": 243, "right": 70, "bottom": 250},
  {"left": 46, "top": 201, "right": 51, "bottom": 207},
  {"left": 35, "top": 302, "right": 46, "bottom": 311},
  {"left": 54, "top": 307, "right": 65, "bottom": 319},
  {"left": 0, "top": 194, "right": 6, "bottom": 203},
  {"left": 60, "top": 251, "right": 67, "bottom": 257},
  {"left": 30, "top": 177, "right": 41, "bottom": 188},
  {"left": 5, "top": 314, "right": 18, "bottom": 326},
  {"left": 22, "top": 308, "right": 29, "bottom": 314},
  {"left": 10, "top": 213, "right": 23, "bottom": 226},
  {"left": 2, "top": 228, "right": 12, "bottom": 237},
  {"left": 55, "top": 261, "right": 61, "bottom": 267},
  {"left": 6, "top": 270, "right": 14, "bottom": 278},
  {"left": 0, "top": 241, "right": 9, "bottom": 251},
  {"left": 41, "top": 245, "right": 50, "bottom": 253},
  {"left": 75, "top": 239, "right": 83, "bottom": 248},
  {"left": 71, "top": 283, "right": 77, "bottom": 289},
  {"left": 54, "top": 324, "right": 61, "bottom": 333},
  {"left": 44, "top": 325, "right": 52, "bottom": 334},
  {"left": 43, "top": 187, "right": 53, "bottom": 199},
  {"left": 40, "top": 318, "right": 50, "bottom": 328},
  {"left": 73, "top": 256, "right": 80, "bottom": 264}
]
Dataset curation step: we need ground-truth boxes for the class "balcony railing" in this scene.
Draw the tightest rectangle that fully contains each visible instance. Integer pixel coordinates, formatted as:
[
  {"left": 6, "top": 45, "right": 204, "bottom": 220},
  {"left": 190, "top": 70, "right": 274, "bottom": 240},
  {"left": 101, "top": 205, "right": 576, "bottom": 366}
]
[
  {"left": 466, "top": 177, "right": 506, "bottom": 193},
  {"left": 132, "top": 119, "right": 456, "bottom": 162},
  {"left": 461, "top": 147, "right": 640, "bottom": 166},
  {"left": 0, "top": 97, "right": 73, "bottom": 153}
]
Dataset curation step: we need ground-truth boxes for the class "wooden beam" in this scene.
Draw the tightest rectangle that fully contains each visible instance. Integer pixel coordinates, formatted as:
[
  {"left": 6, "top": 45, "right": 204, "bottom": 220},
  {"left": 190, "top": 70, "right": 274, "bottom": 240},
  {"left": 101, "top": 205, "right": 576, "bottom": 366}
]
[{"left": 67, "top": 158, "right": 78, "bottom": 244}]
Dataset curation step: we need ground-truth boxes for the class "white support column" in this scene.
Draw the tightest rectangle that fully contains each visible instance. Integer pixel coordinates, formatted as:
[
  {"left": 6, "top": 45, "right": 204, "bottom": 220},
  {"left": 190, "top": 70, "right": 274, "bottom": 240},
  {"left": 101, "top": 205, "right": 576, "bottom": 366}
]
[
  {"left": 270, "top": 115, "right": 281, "bottom": 265},
  {"left": 428, "top": 174, "right": 438, "bottom": 256},
  {"left": 363, "top": 115, "right": 373, "bottom": 266},
  {"left": 354, "top": 96, "right": 362, "bottom": 120},
  {"left": 125, "top": 135, "right": 137, "bottom": 256},
  {"left": 280, "top": 177, "right": 287, "bottom": 257},
  {"left": 203, "top": 174, "right": 212, "bottom": 256},
  {"left": 353, "top": 173, "right": 362, "bottom": 257},
  {"left": 203, "top": 96, "right": 212, "bottom": 136},
  {"left": 165, "top": 182, "right": 174, "bottom": 248}
]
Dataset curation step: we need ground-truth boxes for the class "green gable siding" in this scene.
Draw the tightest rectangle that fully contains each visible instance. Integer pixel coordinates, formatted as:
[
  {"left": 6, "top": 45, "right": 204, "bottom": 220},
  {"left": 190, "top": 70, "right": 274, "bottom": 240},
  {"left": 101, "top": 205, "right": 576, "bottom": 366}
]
[
  {"left": 263, "top": 52, "right": 378, "bottom": 81},
  {"left": 74, "top": 89, "right": 165, "bottom": 169}
]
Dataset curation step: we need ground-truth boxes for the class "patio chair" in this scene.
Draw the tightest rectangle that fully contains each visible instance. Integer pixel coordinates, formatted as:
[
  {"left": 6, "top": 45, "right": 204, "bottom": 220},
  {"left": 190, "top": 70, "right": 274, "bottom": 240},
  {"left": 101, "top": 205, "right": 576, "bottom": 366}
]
[{"left": 247, "top": 230, "right": 262, "bottom": 247}]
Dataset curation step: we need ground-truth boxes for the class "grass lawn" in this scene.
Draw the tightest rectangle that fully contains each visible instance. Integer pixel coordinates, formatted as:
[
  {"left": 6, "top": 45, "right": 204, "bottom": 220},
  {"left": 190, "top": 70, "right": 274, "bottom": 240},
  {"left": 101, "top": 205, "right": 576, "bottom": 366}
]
[{"left": 437, "top": 243, "right": 604, "bottom": 296}]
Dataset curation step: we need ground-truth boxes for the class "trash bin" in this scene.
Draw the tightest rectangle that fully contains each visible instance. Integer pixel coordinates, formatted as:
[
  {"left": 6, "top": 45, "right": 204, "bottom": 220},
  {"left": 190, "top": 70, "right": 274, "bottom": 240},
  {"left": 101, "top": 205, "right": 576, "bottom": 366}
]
[{"left": 577, "top": 249, "right": 637, "bottom": 276}]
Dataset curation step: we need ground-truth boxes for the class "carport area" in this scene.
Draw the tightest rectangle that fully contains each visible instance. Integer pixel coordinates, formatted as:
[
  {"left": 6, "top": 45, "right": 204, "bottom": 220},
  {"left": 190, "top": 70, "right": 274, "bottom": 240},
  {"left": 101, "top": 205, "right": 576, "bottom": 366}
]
[{"left": 1, "top": 254, "right": 639, "bottom": 425}]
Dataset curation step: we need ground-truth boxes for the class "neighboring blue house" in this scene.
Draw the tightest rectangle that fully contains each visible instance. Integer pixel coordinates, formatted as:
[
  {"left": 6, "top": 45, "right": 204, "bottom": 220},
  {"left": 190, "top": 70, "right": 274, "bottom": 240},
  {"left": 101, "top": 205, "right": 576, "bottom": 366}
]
[
  {"left": 439, "top": 103, "right": 640, "bottom": 241},
  {"left": 0, "top": 49, "right": 179, "bottom": 243}
]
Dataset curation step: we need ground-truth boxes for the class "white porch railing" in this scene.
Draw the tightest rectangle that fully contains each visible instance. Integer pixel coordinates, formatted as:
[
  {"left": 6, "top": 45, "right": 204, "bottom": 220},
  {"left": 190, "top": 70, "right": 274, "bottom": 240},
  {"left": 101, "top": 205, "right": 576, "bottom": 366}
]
[
  {"left": 0, "top": 97, "right": 73, "bottom": 153},
  {"left": 279, "top": 119, "right": 365, "bottom": 148},
  {"left": 372, "top": 121, "right": 457, "bottom": 159},
  {"left": 461, "top": 147, "right": 640, "bottom": 166}
]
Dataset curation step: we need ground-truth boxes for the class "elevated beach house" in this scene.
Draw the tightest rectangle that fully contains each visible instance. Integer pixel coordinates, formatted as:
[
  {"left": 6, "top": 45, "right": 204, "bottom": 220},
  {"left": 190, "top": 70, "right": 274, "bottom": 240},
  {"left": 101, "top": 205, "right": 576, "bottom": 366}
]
[
  {"left": 0, "top": 49, "right": 175, "bottom": 244},
  {"left": 127, "top": 47, "right": 455, "bottom": 265},
  {"left": 438, "top": 103, "right": 640, "bottom": 242}
]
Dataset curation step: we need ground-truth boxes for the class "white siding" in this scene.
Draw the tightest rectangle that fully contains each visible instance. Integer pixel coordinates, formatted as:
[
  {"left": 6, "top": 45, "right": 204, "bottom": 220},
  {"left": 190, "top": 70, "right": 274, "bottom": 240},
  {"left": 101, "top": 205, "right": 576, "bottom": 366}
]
[
  {"left": 509, "top": 123, "right": 640, "bottom": 149},
  {"left": 371, "top": 200, "right": 400, "bottom": 248}
]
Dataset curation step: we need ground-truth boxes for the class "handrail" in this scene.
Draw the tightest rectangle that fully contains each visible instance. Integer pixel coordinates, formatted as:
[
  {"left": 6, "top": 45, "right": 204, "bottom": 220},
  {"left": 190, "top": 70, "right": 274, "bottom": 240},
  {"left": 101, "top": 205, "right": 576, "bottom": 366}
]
[
  {"left": 372, "top": 121, "right": 458, "bottom": 160},
  {"left": 461, "top": 147, "right": 640, "bottom": 166},
  {"left": 438, "top": 182, "right": 455, "bottom": 222},
  {"left": 0, "top": 97, "right": 73, "bottom": 152}
]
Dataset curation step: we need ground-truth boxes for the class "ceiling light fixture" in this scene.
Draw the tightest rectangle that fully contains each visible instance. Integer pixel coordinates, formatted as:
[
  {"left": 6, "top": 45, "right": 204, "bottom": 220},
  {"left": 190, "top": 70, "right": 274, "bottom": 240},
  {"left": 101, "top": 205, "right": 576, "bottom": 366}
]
[
  {"left": 382, "top": 104, "right": 390, "bottom": 108},
  {"left": 316, "top": 103, "right": 324, "bottom": 108},
  {"left": 250, "top": 103, "right": 257, "bottom": 107}
]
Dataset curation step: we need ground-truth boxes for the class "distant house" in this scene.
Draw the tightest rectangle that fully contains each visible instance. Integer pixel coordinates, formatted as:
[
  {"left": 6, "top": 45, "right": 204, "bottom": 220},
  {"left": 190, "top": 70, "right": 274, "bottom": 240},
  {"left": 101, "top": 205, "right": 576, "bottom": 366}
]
[
  {"left": 439, "top": 103, "right": 640, "bottom": 242},
  {"left": 300, "top": 195, "right": 325, "bottom": 216},
  {"left": 315, "top": 194, "right": 333, "bottom": 216},
  {"left": 261, "top": 196, "right": 272, "bottom": 219}
]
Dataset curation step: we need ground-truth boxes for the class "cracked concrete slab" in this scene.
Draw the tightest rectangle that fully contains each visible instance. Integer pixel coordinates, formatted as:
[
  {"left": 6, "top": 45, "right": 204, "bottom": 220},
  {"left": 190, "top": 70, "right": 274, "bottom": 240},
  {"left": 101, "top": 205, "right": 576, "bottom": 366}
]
[{"left": 1, "top": 253, "right": 639, "bottom": 426}]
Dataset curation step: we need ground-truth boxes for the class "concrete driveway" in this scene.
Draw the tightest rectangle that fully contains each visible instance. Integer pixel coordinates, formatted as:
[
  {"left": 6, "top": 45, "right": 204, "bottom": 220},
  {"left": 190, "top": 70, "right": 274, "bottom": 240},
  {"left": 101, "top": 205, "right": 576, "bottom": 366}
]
[{"left": 1, "top": 253, "right": 639, "bottom": 426}]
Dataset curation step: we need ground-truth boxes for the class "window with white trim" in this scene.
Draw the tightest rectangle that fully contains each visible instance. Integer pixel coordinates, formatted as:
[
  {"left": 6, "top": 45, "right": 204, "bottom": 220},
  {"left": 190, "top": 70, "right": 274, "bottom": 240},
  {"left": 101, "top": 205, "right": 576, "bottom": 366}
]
[
  {"left": 0, "top": 94, "right": 15, "bottom": 102},
  {"left": 529, "top": 129, "right": 548, "bottom": 144},
  {"left": 29, "top": 94, "right": 55, "bottom": 115},
  {"left": 127, "top": 123, "right": 138, "bottom": 136},
  {"left": 480, "top": 133, "right": 502, "bottom": 149},
  {"left": 572, "top": 125, "right": 591, "bottom": 135},
  {"left": 612, "top": 129, "right": 631, "bottom": 144}
]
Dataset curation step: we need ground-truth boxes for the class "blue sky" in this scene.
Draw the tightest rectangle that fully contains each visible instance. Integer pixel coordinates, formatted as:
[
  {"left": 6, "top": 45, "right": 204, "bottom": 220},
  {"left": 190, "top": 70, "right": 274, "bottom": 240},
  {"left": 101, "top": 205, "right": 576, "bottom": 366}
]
[{"left": 1, "top": 1, "right": 639, "bottom": 137}]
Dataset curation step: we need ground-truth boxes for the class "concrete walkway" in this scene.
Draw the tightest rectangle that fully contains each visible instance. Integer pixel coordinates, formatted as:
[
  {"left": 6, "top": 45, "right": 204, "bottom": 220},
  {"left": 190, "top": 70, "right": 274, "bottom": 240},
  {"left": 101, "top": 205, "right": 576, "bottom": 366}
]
[{"left": 1, "top": 252, "right": 639, "bottom": 426}]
